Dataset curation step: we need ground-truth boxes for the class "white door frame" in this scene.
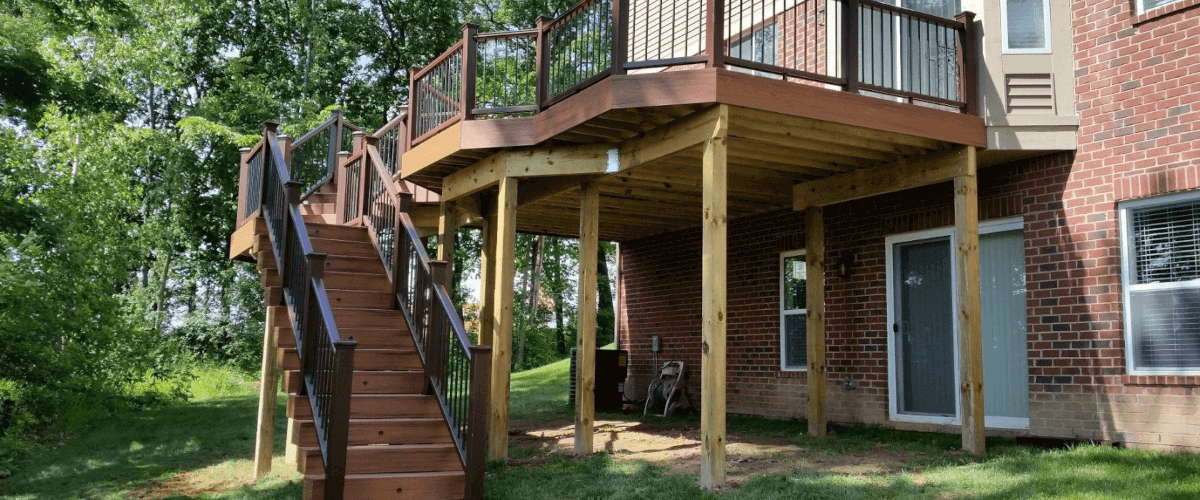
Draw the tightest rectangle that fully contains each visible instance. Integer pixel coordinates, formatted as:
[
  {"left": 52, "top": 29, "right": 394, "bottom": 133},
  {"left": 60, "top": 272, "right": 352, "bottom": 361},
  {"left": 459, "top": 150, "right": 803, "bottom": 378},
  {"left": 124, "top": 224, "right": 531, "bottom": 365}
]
[{"left": 885, "top": 216, "right": 1028, "bottom": 429}]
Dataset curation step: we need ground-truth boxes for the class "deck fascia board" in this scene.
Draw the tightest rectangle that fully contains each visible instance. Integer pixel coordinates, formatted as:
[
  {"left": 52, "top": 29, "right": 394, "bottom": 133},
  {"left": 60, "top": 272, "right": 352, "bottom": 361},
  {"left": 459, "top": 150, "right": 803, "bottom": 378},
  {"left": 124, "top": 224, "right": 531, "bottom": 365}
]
[{"left": 401, "top": 68, "right": 986, "bottom": 183}]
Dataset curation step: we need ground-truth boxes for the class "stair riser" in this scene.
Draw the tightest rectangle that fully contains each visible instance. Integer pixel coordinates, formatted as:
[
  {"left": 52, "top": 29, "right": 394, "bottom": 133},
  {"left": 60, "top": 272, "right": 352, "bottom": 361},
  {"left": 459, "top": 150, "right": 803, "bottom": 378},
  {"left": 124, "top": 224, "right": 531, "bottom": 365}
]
[
  {"left": 327, "top": 289, "right": 393, "bottom": 309},
  {"left": 306, "top": 223, "right": 369, "bottom": 241},
  {"left": 304, "top": 472, "right": 465, "bottom": 500},
  {"left": 299, "top": 446, "right": 461, "bottom": 475},
  {"left": 332, "top": 310, "right": 404, "bottom": 329},
  {"left": 323, "top": 258, "right": 387, "bottom": 275},
  {"left": 311, "top": 239, "right": 380, "bottom": 258},
  {"left": 293, "top": 419, "right": 453, "bottom": 447},
  {"left": 325, "top": 273, "right": 391, "bottom": 292},
  {"left": 301, "top": 202, "right": 336, "bottom": 215},
  {"left": 289, "top": 395, "right": 442, "bottom": 420},
  {"left": 303, "top": 214, "right": 338, "bottom": 224},
  {"left": 277, "top": 327, "right": 414, "bottom": 350},
  {"left": 283, "top": 371, "right": 424, "bottom": 395},
  {"left": 278, "top": 349, "right": 421, "bottom": 372}
]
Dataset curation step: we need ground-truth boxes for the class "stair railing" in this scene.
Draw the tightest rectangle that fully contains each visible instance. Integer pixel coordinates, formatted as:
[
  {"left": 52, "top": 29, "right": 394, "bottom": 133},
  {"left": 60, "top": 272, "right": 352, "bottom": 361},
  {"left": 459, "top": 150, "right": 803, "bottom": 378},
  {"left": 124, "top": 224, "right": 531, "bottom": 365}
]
[
  {"left": 339, "top": 115, "right": 492, "bottom": 500},
  {"left": 290, "top": 110, "right": 360, "bottom": 200},
  {"left": 254, "top": 122, "right": 357, "bottom": 500}
]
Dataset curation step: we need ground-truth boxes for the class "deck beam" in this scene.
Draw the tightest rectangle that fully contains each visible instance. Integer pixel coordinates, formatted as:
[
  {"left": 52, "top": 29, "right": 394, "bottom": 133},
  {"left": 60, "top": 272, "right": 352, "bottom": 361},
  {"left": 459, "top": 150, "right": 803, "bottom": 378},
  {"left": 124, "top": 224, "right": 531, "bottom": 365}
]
[
  {"left": 574, "top": 181, "right": 600, "bottom": 456},
  {"left": 700, "top": 105, "right": 729, "bottom": 490},
  {"left": 954, "top": 146, "right": 985, "bottom": 454},
  {"left": 793, "top": 147, "right": 971, "bottom": 211}
]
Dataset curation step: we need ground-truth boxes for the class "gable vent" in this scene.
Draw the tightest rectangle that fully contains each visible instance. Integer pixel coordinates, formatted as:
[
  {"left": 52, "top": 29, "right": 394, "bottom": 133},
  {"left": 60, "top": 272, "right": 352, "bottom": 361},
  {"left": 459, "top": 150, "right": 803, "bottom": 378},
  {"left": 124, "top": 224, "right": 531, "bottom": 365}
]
[{"left": 1005, "top": 74, "right": 1055, "bottom": 114}]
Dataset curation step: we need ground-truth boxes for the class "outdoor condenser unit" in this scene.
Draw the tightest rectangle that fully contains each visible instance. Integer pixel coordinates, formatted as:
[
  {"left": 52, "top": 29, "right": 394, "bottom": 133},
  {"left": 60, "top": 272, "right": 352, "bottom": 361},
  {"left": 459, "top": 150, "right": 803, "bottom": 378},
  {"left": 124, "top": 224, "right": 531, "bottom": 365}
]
[{"left": 569, "top": 348, "right": 629, "bottom": 413}]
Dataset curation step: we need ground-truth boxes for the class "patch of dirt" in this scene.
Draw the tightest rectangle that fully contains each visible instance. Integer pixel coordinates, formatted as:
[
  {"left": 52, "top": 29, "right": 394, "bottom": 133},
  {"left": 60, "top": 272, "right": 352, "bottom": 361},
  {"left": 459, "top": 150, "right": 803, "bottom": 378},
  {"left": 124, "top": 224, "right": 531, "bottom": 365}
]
[
  {"left": 127, "top": 468, "right": 252, "bottom": 500},
  {"left": 508, "top": 419, "right": 918, "bottom": 486}
]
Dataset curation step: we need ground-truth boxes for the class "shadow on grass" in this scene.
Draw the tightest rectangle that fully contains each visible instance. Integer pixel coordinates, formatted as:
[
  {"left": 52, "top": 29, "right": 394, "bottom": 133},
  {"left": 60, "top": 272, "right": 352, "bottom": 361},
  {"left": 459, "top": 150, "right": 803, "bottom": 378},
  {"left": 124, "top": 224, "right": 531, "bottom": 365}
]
[{"left": 0, "top": 394, "right": 299, "bottom": 500}]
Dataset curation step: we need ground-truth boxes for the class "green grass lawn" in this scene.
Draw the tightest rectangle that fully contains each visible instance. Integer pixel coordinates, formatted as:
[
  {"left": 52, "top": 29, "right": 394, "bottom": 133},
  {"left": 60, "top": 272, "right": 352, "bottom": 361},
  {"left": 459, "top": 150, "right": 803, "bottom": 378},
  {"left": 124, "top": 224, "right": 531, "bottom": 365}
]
[
  {"left": 0, "top": 366, "right": 302, "bottom": 500},
  {"left": 3, "top": 354, "right": 1199, "bottom": 500}
]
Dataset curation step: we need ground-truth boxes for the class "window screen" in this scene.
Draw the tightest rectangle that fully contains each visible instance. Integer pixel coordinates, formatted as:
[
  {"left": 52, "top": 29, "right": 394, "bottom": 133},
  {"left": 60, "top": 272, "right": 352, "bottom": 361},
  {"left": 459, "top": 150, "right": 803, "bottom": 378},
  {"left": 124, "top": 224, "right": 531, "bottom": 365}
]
[
  {"left": 782, "top": 253, "right": 807, "bottom": 370},
  {"left": 1125, "top": 198, "right": 1200, "bottom": 371},
  {"left": 1004, "top": 0, "right": 1049, "bottom": 51}
]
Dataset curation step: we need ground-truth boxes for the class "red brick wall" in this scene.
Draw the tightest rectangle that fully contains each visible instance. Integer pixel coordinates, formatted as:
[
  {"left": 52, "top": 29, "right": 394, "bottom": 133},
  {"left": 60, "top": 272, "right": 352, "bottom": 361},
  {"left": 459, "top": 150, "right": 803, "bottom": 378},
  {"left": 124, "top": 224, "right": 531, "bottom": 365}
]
[{"left": 617, "top": 0, "right": 1200, "bottom": 452}]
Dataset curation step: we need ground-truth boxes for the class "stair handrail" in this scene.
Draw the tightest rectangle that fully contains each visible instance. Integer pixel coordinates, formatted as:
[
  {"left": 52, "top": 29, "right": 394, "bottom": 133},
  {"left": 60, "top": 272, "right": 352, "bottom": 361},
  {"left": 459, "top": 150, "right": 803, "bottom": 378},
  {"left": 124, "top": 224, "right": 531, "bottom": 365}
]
[
  {"left": 340, "top": 119, "right": 491, "bottom": 499},
  {"left": 255, "top": 122, "right": 357, "bottom": 500}
]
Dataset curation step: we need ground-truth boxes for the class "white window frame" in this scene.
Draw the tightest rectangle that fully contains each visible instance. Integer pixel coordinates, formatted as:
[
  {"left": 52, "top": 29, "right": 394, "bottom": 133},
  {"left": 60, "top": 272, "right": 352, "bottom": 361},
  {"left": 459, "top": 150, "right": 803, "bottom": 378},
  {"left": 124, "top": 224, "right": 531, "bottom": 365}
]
[
  {"left": 1000, "top": 0, "right": 1053, "bottom": 54},
  {"left": 885, "top": 217, "right": 1028, "bottom": 429},
  {"left": 1119, "top": 190, "right": 1200, "bottom": 375},
  {"left": 1136, "top": 0, "right": 1186, "bottom": 14},
  {"left": 780, "top": 249, "right": 807, "bottom": 372}
]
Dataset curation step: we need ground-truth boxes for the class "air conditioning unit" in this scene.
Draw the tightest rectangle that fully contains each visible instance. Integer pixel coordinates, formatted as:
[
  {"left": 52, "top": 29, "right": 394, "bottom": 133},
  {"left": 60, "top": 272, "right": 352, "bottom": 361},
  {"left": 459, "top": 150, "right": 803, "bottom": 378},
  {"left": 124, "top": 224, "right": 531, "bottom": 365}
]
[{"left": 569, "top": 348, "right": 629, "bottom": 413}]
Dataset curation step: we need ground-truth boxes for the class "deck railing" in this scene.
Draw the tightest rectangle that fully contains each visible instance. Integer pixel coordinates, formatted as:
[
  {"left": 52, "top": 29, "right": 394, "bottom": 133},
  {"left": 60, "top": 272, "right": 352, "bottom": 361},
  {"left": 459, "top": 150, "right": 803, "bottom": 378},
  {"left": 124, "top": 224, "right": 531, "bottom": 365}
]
[
  {"left": 337, "top": 125, "right": 492, "bottom": 500},
  {"left": 253, "top": 123, "right": 356, "bottom": 500},
  {"left": 407, "top": 0, "right": 978, "bottom": 147}
]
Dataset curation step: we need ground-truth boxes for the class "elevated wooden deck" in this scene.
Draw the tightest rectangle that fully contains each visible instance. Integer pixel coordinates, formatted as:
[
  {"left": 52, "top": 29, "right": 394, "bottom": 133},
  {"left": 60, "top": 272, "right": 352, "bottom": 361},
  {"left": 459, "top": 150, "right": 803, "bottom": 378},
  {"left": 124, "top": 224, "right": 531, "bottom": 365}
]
[{"left": 406, "top": 68, "right": 984, "bottom": 241}]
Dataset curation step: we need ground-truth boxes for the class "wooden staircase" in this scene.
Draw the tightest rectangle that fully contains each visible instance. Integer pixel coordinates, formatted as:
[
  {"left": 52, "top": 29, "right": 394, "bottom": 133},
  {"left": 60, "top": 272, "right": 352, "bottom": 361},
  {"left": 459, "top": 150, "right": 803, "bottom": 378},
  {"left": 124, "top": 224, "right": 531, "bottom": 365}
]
[{"left": 258, "top": 185, "right": 466, "bottom": 500}]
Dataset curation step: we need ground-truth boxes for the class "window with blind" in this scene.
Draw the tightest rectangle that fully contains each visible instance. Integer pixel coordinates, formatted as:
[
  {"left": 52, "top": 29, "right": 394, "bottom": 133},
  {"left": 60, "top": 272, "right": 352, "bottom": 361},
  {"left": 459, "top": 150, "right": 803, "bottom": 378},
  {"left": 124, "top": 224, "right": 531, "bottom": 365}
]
[
  {"left": 1120, "top": 193, "right": 1200, "bottom": 374},
  {"left": 781, "top": 250, "right": 807, "bottom": 371},
  {"left": 1002, "top": 0, "right": 1051, "bottom": 54}
]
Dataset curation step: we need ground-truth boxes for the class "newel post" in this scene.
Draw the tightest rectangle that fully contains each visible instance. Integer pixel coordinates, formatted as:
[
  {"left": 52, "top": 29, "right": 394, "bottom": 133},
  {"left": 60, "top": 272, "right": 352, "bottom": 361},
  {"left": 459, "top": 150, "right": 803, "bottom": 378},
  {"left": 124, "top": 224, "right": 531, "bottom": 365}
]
[
  {"left": 335, "top": 151, "right": 350, "bottom": 224},
  {"left": 465, "top": 344, "right": 493, "bottom": 500},
  {"left": 237, "top": 147, "right": 253, "bottom": 225},
  {"left": 261, "top": 122, "right": 279, "bottom": 206},
  {"left": 535, "top": 16, "right": 551, "bottom": 111},
  {"left": 354, "top": 132, "right": 370, "bottom": 225},
  {"left": 328, "top": 109, "right": 345, "bottom": 178},
  {"left": 843, "top": 0, "right": 860, "bottom": 94},
  {"left": 462, "top": 24, "right": 479, "bottom": 121},
  {"left": 425, "top": 260, "right": 451, "bottom": 396},
  {"left": 278, "top": 135, "right": 293, "bottom": 175},
  {"left": 325, "top": 338, "right": 357, "bottom": 500},
  {"left": 956, "top": 11, "right": 979, "bottom": 116},
  {"left": 407, "top": 65, "right": 422, "bottom": 149},
  {"left": 393, "top": 193, "right": 414, "bottom": 310},
  {"left": 705, "top": 0, "right": 725, "bottom": 68},
  {"left": 300, "top": 252, "right": 327, "bottom": 376},
  {"left": 612, "top": 0, "right": 627, "bottom": 75}
]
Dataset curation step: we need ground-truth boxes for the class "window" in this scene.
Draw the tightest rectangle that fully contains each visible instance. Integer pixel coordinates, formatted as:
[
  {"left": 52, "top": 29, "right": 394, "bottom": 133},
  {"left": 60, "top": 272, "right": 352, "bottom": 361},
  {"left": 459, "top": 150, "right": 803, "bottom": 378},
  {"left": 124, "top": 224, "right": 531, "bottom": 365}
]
[
  {"left": 1002, "top": 0, "right": 1052, "bottom": 54},
  {"left": 729, "top": 23, "right": 777, "bottom": 77},
  {"left": 1120, "top": 192, "right": 1200, "bottom": 374},
  {"left": 1137, "top": 0, "right": 1186, "bottom": 14},
  {"left": 781, "top": 250, "right": 807, "bottom": 371}
]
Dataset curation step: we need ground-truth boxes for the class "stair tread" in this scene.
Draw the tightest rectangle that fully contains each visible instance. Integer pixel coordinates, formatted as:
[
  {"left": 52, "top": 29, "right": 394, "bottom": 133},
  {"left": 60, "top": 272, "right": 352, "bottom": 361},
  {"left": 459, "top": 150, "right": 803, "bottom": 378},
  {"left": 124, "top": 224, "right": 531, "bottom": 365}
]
[
  {"left": 303, "top": 443, "right": 455, "bottom": 452},
  {"left": 314, "top": 471, "right": 464, "bottom": 480}
]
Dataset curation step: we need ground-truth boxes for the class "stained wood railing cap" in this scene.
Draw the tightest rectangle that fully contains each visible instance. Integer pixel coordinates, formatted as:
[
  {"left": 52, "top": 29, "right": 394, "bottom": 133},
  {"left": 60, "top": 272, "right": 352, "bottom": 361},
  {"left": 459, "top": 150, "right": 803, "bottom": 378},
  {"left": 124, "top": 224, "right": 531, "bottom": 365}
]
[{"left": 262, "top": 122, "right": 279, "bottom": 134}]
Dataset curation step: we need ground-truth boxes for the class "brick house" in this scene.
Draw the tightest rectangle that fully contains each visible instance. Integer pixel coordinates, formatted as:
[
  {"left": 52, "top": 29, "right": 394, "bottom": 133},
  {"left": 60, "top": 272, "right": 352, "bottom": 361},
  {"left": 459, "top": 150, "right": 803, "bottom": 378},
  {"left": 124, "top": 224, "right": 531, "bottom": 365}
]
[
  {"left": 232, "top": 0, "right": 1200, "bottom": 496},
  {"left": 616, "top": 0, "right": 1200, "bottom": 452}
]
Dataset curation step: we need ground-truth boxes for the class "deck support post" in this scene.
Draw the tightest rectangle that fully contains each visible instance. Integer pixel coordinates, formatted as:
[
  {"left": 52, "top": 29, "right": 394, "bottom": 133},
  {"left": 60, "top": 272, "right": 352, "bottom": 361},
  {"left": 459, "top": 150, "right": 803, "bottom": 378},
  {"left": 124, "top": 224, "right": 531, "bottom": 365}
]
[
  {"left": 700, "top": 105, "right": 729, "bottom": 491},
  {"left": 954, "top": 145, "right": 985, "bottom": 454},
  {"left": 437, "top": 200, "right": 457, "bottom": 275},
  {"left": 488, "top": 178, "right": 518, "bottom": 460},
  {"left": 805, "top": 207, "right": 827, "bottom": 437},
  {"left": 253, "top": 303, "right": 279, "bottom": 480},
  {"left": 574, "top": 181, "right": 600, "bottom": 456},
  {"left": 479, "top": 198, "right": 498, "bottom": 347}
]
